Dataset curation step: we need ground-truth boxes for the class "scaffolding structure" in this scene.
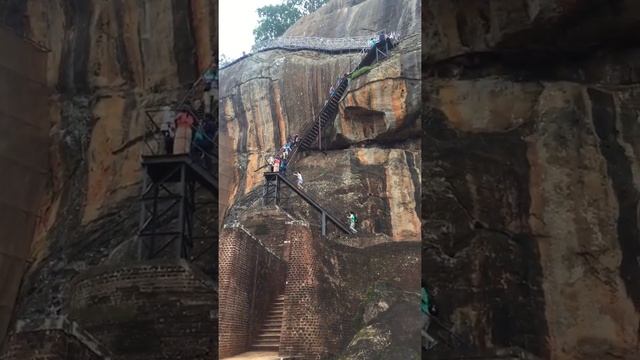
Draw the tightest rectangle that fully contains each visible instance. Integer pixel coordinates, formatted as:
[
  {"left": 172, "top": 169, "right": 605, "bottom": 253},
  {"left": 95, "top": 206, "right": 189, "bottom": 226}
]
[{"left": 137, "top": 85, "right": 218, "bottom": 263}]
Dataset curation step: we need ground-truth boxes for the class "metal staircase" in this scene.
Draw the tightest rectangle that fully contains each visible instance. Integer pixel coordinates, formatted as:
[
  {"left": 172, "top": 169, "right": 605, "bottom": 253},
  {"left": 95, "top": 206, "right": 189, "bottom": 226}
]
[
  {"left": 255, "top": 35, "right": 396, "bottom": 237},
  {"left": 287, "top": 36, "right": 394, "bottom": 167}
]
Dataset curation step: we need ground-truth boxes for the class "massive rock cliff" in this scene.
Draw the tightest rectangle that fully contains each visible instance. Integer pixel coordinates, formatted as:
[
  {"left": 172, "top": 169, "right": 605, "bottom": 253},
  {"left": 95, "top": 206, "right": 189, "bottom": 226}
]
[
  {"left": 220, "top": 0, "right": 421, "bottom": 242},
  {"left": 219, "top": 0, "right": 422, "bottom": 358},
  {"left": 0, "top": 1, "right": 217, "bottom": 358},
  {"left": 424, "top": 1, "right": 640, "bottom": 359}
]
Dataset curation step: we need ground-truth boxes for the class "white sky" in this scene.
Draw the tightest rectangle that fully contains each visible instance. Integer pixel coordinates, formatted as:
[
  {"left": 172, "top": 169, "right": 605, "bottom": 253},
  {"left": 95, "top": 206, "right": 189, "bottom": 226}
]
[{"left": 220, "top": 0, "right": 284, "bottom": 60}]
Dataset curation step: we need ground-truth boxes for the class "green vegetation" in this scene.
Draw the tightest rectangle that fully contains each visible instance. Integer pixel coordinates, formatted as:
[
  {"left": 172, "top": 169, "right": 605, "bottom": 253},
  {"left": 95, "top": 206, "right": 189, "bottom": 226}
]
[
  {"left": 253, "top": 0, "right": 329, "bottom": 44},
  {"left": 348, "top": 66, "right": 374, "bottom": 80}
]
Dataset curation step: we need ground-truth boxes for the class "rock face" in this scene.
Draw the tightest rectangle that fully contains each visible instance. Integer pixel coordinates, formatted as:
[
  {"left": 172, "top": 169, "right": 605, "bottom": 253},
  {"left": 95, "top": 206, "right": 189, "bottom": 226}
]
[
  {"left": 220, "top": 2, "right": 421, "bottom": 242},
  {"left": 218, "top": 0, "right": 422, "bottom": 358},
  {"left": 285, "top": 0, "right": 421, "bottom": 38},
  {"left": 424, "top": 1, "right": 640, "bottom": 359},
  {"left": 0, "top": 1, "right": 218, "bottom": 358}
]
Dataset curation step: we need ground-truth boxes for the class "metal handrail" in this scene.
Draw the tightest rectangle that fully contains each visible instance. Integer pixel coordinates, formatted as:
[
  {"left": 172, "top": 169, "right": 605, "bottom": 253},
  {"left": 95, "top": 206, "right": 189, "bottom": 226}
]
[
  {"left": 269, "top": 172, "right": 353, "bottom": 234},
  {"left": 142, "top": 108, "right": 218, "bottom": 177},
  {"left": 220, "top": 30, "right": 401, "bottom": 69}
]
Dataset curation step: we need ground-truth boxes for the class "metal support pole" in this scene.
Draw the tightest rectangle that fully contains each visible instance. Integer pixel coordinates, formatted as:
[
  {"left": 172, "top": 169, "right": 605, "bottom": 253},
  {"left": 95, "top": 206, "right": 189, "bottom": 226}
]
[
  {"left": 177, "top": 164, "right": 187, "bottom": 258},
  {"left": 149, "top": 184, "right": 159, "bottom": 258},
  {"left": 318, "top": 118, "right": 322, "bottom": 151},
  {"left": 321, "top": 212, "right": 327, "bottom": 237},
  {"left": 263, "top": 180, "right": 268, "bottom": 206},
  {"left": 275, "top": 176, "right": 280, "bottom": 205},
  {"left": 138, "top": 168, "right": 148, "bottom": 260}
]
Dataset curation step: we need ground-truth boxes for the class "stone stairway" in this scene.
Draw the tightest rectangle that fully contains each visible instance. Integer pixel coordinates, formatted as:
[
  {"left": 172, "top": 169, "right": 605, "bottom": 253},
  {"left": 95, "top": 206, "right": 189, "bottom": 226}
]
[{"left": 251, "top": 294, "right": 285, "bottom": 352}]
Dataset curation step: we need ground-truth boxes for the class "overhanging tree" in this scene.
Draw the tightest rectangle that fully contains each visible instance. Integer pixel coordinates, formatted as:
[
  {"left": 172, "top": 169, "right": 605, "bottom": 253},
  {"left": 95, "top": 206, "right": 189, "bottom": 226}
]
[{"left": 253, "top": 0, "right": 329, "bottom": 44}]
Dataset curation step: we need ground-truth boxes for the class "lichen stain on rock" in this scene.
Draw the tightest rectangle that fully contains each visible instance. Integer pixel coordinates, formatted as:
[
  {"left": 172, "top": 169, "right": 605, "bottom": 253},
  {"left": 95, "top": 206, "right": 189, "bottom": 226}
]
[
  {"left": 83, "top": 96, "right": 126, "bottom": 224},
  {"left": 434, "top": 79, "right": 543, "bottom": 133}
]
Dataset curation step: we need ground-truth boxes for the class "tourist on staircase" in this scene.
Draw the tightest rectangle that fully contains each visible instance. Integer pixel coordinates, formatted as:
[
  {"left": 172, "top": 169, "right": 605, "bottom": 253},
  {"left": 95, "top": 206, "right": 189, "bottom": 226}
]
[
  {"left": 421, "top": 285, "right": 438, "bottom": 350},
  {"left": 273, "top": 156, "right": 281, "bottom": 173},
  {"left": 267, "top": 155, "right": 275, "bottom": 172},
  {"left": 192, "top": 124, "right": 207, "bottom": 164},
  {"left": 280, "top": 158, "right": 288, "bottom": 174},
  {"left": 203, "top": 62, "right": 217, "bottom": 115},
  {"left": 160, "top": 105, "right": 175, "bottom": 155},
  {"left": 173, "top": 107, "right": 195, "bottom": 154},
  {"left": 201, "top": 113, "right": 216, "bottom": 170},
  {"left": 192, "top": 99, "right": 205, "bottom": 124},
  {"left": 348, "top": 212, "right": 357, "bottom": 233},
  {"left": 294, "top": 171, "right": 303, "bottom": 189}
]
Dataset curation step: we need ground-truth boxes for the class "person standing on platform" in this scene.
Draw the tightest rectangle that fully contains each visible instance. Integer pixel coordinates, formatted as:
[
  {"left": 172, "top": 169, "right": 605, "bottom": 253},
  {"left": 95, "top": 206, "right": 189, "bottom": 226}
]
[
  {"left": 273, "top": 156, "right": 281, "bottom": 173},
  {"left": 173, "top": 108, "right": 195, "bottom": 154},
  {"left": 160, "top": 105, "right": 175, "bottom": 154},
  {"left": 267, "top": 155, "right": 275, "bottom": 172}
]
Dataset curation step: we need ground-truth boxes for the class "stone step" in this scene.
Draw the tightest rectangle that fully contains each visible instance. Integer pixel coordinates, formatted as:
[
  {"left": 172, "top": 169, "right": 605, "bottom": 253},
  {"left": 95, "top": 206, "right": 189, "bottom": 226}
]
[
  {"left": 257, "top": 333, "right": 281, "bottom": 340},
  {"left": 258, "top": 330, "right": 281, "bottom": 336},
  {"left": 262, "top": 323, "right": 283, "bottom": 329},
  {"left": 251, "top": 343, "right": 279, "bottom": 351},
  {"left": 263, "top": 321, "right": 283, "bottom": 327}
]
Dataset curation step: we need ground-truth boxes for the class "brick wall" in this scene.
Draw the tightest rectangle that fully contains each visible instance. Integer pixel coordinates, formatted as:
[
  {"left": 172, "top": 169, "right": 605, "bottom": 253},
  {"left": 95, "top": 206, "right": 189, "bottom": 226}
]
[
  {"left": 240, "top": 207, "right": 292, "bottom": 258},
  {"left": 279, "top": 223, "right": 328, "bottom": 359},
  {"left": 279, "top": 226, "right": 421, "bottom": 358},
  {"left": 219, "top": 226, "right": 287, "bottom": 358},
  {"left": 66, "top": 260, "right": 217, "bottom": 360}
]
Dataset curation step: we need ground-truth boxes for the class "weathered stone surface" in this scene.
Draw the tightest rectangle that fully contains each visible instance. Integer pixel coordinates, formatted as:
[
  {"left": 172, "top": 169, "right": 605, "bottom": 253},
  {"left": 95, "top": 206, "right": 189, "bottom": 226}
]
[
  {"left": 0, "top": 1, "right": 218, "bottom": 358},
  {"left": 423, "top": 3, "right": 640, "bottom": 358},
  {"left": 319, "top": 238, "right": 421, "bottom": 358},
  {"left": 220, "top": 33, "right": 421, "bottom": 242},
  {"left": 423, "top": 0, "right": 640, "bottom": 64},
  {"left": 285, "top": 0, "right": 421, "bottom": 38}
]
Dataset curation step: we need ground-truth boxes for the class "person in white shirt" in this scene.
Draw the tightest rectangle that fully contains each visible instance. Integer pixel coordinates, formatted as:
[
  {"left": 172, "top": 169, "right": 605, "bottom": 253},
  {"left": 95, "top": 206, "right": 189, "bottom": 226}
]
[
  {"left": 160, "top": 105, "right": 175, "bottom": 154},
  {"left": 294, "top": 171, "right": 303, "bottom": 189}
]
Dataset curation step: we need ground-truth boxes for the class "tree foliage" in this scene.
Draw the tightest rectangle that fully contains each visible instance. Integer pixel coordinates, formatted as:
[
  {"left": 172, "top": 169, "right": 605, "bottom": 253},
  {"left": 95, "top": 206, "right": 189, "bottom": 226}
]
[
  {"left": 253, "top": 0, "right": 329, "bottom": 44},
  {"left": 219, "top": 54, "right": 232, "bottom": 67}
]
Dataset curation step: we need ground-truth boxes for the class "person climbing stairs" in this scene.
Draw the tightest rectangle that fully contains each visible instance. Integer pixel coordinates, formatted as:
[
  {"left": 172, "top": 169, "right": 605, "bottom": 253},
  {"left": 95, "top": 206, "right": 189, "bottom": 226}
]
[{"left": 251, "top": 294, "right": 285, "bottom": 352}]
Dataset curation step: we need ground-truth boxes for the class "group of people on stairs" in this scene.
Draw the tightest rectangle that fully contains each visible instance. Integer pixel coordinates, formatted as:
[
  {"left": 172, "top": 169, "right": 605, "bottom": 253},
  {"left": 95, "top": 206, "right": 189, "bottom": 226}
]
[
  {"left": 266, "top": 134, "right": 301, "bottom": 175},
  {"left": 366, "top": 31, "right": 398, "bottom": 51},
  {"left": 159, "top": 61, "right": 218, "bottom": 170}
]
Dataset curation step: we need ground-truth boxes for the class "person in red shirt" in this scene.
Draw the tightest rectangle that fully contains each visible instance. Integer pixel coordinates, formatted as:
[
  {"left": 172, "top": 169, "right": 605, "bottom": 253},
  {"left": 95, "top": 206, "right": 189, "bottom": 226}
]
[{"left": 173, "top": 108, "right": 195, "bottom": 154}]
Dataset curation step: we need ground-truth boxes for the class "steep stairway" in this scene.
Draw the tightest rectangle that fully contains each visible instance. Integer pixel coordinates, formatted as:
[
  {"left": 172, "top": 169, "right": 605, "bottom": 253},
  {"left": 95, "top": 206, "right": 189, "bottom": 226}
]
[
  {"left": 251, "top": 294, "right": 285, "bottom": 352},
  {"left": 287, "top": 37, "right": 394, "bottom": 167}
]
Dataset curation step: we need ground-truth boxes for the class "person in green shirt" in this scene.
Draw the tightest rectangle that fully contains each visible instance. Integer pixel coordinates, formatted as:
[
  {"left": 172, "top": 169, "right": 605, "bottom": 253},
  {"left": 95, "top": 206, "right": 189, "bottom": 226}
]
[
  {"left": 421, "top": 286, "right": 438, "bottom": 350},
  {"left": 421, "top": 287, "right": 430, "bottom": 315}
]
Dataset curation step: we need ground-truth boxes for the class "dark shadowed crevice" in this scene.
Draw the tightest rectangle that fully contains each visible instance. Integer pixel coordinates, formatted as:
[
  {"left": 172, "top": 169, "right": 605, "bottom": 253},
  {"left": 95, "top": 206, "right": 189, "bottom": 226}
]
[
  {"left": 170, "top": 0, "right": 197, "bottom": 86},
  {"left": 589, "top": 87, "right": 640, "bottom": 310},
  {"left": 112, "top": 0, "right": 134, "bottom": 85},
  {"left": 58, "top": 0, "right": 92, "bottom": 95},
  {"left": 422, "top": 112, "right": 549, "bottom": 358},
  {"left": 343, "top": 106, "right": 385, "bottom": 139},
  {"left": 0, "top": 0, "right": 27, "bottom": 34},
  {"left": 269, "top": 83, "right": 282, "bottom": 148},
  {"left": 404, "top": 150, "right": 420, "bottom": 218}
]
